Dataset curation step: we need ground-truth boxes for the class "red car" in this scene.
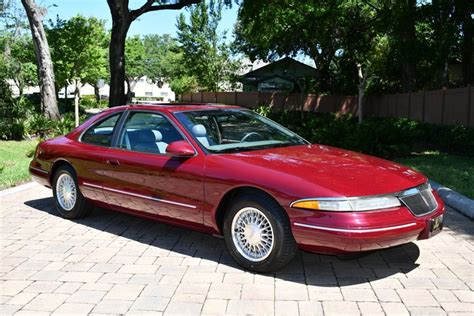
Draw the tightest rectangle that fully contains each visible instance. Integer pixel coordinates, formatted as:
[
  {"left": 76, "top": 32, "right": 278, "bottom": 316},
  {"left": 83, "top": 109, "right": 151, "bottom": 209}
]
[{"left": 29, "top": 104, "right": 445, "bottom": 272}]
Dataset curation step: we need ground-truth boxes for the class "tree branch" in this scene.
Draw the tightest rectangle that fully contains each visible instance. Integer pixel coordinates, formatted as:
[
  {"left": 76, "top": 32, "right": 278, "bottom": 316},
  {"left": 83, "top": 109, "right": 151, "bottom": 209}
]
[{"left": 130, "top": 0, "right": 201, "bottom": 21}]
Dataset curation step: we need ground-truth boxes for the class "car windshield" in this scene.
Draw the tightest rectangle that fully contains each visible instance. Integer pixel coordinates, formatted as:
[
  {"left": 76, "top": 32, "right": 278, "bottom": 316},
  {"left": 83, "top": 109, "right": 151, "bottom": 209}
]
[{"left": 174, "top": 109, "right": 308, "bottom": 153}]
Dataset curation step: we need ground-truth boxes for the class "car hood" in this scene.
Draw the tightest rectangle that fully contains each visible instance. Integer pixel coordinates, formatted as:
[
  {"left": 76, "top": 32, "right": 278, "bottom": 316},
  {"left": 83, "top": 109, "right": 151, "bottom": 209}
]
[{"left": 215, "top": 144, "right": 426, "bottom": 197}]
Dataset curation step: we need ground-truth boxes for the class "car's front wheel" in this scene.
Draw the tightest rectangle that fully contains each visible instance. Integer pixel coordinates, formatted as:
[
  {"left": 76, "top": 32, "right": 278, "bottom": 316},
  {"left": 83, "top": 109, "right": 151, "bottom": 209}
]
[
  {"left": 53, "top": 165, "right": 92, "bottom": 219},
  {"left": 223, "top": 192, "right": 297, "bottom": 272}
]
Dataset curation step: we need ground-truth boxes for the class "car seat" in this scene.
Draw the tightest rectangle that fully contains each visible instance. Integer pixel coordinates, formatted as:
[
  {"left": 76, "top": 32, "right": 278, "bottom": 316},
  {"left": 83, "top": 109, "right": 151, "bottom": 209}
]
[
  {"left": 151, "top": 130, "right": 168, "bottom": 153},
  {"left": 192, "top": 124, "right": 210, "bottom": 147}
]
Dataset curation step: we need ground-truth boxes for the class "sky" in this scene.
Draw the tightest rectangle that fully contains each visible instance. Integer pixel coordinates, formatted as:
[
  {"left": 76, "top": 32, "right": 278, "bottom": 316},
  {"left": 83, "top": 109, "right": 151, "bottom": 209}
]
[
  {"left": 38, "top": 0, "right": 314, "bottom": 67},
  {"left": 40, "top": 0, "right": 239, "bottom": 37}
]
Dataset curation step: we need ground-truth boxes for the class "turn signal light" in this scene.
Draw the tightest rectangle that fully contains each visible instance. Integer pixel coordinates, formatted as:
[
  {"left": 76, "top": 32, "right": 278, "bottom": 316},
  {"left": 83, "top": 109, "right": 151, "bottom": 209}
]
[{"left": 291, "top": 200, "right": 320, "bottom": 210}]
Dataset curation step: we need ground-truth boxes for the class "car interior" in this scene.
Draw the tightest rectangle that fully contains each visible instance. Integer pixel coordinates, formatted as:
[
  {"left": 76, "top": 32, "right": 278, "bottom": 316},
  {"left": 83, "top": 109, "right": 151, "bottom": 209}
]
[{"left": 117, "top": 112, "right": 186, "bottom": 154}]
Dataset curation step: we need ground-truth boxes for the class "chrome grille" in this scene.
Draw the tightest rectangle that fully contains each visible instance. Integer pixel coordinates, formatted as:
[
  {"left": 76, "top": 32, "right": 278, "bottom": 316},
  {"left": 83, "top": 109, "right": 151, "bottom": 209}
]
[{"left": 399, "top": 183, "right": 438, "bottom": 216}]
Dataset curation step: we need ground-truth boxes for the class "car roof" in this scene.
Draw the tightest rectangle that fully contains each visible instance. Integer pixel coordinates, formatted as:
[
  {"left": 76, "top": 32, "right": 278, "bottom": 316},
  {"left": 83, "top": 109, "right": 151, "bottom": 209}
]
[{"left": 110, "top": 103, "right": 244, "bottom": 113}]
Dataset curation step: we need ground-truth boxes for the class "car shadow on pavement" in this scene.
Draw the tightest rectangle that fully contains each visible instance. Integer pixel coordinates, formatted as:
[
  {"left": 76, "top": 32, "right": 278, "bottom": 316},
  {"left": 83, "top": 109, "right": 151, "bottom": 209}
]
[{"left": 25, "top": 197, "right": 425, "bottom": 287}]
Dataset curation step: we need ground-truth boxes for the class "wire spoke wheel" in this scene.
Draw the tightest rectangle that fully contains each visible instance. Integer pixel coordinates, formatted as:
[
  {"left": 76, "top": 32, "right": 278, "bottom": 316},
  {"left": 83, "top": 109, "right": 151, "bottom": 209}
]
[
  {"left": 231, "top": 207, "right": 274, "bottom": 262},
  {"left": 56, "top": 173, "right": 77, "bottom": 211}
]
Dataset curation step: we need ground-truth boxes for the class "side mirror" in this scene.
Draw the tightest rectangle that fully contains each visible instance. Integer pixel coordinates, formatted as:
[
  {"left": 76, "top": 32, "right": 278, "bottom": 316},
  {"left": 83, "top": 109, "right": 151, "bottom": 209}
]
[{"left": 166, "top": 140, "right": 196, "bottom": 157}]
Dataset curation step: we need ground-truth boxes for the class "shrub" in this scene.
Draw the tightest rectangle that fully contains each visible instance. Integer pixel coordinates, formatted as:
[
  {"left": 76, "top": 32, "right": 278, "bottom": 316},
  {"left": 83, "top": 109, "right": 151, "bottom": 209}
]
[
  {"left": 0, "top": 85, "right": 32, "bottom": 140},
  {"left": 25, "top": 113, "right": 54, "bottom": 137},
  {"left": 267, "top": 111, "right": 474, "bottom": 158}
]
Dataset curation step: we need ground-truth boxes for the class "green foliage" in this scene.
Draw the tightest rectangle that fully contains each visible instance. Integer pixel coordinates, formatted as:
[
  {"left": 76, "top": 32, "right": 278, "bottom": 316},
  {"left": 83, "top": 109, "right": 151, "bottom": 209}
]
[
  {"left": 0, "top": 86, "right": 33, "bottom": 140},
  {"left": 23, "top": 111, "right": 86, "bottom": 138},
  {"left": 176, "top": 2, "right": 239, "bottom": 92},
  {"left": 125, "top": 35, "right": 146, "bottom": 85},
  {"left": 143, "top": 34, "right": 179, "bottom": 84},
  {"left": 80, "top": 95, "right": 107, "bottom": 109},
  {"left": 0, "top": 35, "right": 38, "bottom": 96},
  {"left": 268, "top": 111, "right": 474, "bottom": 159},
  {"left": 254, "top": 104, "right": 271, "bottom": 117},
  {"left": 47, "top": 15, "right": 108, "bottom": 90},
  {"left": 0, "top": 88, "right": 85, "bottom": 141},
  {"left": 235, "top": 0, "right": 473, "bottom": 95}
]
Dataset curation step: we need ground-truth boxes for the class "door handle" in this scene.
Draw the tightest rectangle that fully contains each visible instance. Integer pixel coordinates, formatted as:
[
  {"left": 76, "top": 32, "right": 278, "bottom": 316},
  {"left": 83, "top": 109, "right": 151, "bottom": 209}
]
[{"left": 106, "top": 159, "right": 120, "bottom": 166}]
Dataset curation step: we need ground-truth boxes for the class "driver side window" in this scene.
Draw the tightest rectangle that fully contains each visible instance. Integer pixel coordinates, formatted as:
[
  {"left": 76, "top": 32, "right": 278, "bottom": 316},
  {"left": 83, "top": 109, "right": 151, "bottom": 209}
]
[{"left": 118, "top": 112, "right": 184, "bottom": 154}]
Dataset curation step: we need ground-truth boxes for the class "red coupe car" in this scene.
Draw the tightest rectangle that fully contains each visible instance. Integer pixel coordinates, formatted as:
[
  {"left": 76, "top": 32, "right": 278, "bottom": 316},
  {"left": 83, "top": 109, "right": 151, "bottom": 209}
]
[{"left": 29, "top": 104, "right": 445, "bottom": 272}]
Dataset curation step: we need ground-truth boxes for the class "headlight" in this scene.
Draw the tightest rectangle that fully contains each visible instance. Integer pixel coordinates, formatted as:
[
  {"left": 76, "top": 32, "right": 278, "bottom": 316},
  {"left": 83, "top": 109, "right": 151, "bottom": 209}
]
[{"left": 291, "top": 196, "right": 401, "bottom": 211}]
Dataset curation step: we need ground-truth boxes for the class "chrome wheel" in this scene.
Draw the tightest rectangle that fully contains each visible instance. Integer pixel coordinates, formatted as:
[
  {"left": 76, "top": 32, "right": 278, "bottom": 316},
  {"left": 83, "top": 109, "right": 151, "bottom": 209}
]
[
  {"left": 56, "top": 173, "right": 77, "bottom": 211},
  {"left": 231, "top": 207, "right": 274, "bottom": 262}
]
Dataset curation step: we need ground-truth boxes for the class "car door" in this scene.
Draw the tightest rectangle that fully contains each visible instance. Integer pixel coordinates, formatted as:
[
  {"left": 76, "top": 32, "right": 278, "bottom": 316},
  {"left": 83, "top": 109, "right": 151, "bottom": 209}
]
[
  {"left": 74, "top": 111, "right": 125, "bottom": 202},
  {"left": 95, "top": 110, "right": 205, "bottom": 225}
]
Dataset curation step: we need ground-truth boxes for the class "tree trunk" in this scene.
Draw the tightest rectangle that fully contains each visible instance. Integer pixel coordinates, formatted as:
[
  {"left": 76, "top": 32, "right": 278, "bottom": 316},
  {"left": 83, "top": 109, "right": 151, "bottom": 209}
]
[
  {"left": 74, "top": 79, "right": 81, "bottom": 127},
  {"left": 108, "top": 0, "right": 130, "bottom": 107},
  {"left": 357, "top": 63, "right": 367, "bottom": 124},
  {"left": 94, "top": 84, "right": 100, "bottom": 103},
  {"left": 455, "top": 0, "right": 473, "bottom": 85},
  {"left": 399, "top": 0, "right": 417, "bottom": 92},
  {"left": 125, "top": 76, "right": 133, "bottom": 102},
  {"left": 106, "top": 0, "right": 201, "bottom": 107},
  {"left": 21, "top": 0, "right": 60, "bottom": 119}
]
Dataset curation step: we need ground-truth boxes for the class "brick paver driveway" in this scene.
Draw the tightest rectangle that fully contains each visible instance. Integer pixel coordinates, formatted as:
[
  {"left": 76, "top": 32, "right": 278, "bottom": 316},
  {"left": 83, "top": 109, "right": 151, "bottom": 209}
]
[{"left": 1, "top": 185, "right": 473, "bottom": 315}]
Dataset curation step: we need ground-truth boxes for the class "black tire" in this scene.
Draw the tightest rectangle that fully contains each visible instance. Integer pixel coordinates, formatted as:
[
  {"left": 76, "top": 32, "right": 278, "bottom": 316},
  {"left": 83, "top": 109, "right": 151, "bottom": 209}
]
[
  {"left": 223, "top": 191, "right": 297, "bottom": 273},
  {"left": 52, "top": 165, "right": 92, "bottom": 219}
]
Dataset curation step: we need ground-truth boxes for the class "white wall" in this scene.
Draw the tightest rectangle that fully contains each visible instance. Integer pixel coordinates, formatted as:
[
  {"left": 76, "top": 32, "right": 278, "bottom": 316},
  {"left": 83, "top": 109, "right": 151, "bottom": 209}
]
[
  {"left": 129, "top": 77, "right": 175, "bottom": 101},
  {"left": 10, "top": 76, "right": 176, "bottom": 102}
]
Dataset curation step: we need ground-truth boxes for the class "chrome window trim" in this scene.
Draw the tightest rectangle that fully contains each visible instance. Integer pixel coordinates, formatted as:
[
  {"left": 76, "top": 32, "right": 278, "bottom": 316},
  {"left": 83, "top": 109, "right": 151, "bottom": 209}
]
[
  {"left": 82, "top": 182, "right": 197, "bottom": 209},
  {"left": 293, "top": 222, "right": 417, "bottom": 233}
]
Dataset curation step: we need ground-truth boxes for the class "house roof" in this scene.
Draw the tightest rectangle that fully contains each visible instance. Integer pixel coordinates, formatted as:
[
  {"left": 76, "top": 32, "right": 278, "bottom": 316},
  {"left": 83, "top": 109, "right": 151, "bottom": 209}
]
[{"left": 242, "top": 57, "right": 318, "bottom": 80}]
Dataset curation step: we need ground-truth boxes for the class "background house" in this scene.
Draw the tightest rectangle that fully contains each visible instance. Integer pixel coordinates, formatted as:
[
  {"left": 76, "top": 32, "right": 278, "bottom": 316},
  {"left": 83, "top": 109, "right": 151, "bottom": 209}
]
[{"left": 240, "top": 57, "right": 318, "bottom": 93}]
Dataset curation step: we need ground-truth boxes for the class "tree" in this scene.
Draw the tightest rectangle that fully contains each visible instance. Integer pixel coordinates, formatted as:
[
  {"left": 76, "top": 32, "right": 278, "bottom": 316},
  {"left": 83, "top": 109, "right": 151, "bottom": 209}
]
[
  {"left": 453, "top": 0, "right": 473, "bottom": 85},
  {"left": 106, "top": 0, "right": 202, "bottom": 107},
  {"left": 0, "top": 34, "right": 38, "bottom": 97},
  {"left": 20, "top": 0, "right": 60, "bottom": 119},
  {"left": 235, "top": 0, "right": 343, "bottom": 93},
  {"left": 143, "top": 34, "right": 177, "bottom": 83},
  {"left": 124, "top": 35, "right": 145, "bottom": 101},
  {"left": 143, "top": 34, "right": 197, "bottom": 94},
  {"left": 176, "top": 1, "right": 239, "bottom": 92},
  {"left": 48, "top": 15, "right": 108, "bottom": 125}
]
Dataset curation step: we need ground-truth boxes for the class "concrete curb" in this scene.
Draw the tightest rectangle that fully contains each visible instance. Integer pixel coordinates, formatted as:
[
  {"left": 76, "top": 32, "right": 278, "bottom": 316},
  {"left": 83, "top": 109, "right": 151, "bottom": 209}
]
[
  {"left": 0, "top": 182, "right": 39, "bottom": 198},
  {"left": 430, "top": 181, "right": 474, "bottom": 220}
]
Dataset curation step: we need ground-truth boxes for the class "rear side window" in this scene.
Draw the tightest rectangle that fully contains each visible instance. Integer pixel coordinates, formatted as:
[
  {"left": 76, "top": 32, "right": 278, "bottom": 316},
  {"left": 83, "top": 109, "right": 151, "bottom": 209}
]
[{"left": 81, "top": 113, "right": 121, "bottom": 147}]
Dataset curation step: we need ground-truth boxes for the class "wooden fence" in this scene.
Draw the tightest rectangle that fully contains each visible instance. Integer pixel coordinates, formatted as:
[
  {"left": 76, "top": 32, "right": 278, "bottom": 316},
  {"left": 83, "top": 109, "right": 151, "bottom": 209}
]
[{"left": 181, "top": 86, "right": 473, "bottom": 126}]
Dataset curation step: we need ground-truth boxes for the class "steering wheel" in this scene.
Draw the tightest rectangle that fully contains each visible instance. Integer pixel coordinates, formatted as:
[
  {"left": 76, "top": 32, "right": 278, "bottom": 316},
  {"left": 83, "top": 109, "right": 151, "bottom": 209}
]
[{"left": 241, "top": 132, "right": 263, "bottom": 142}]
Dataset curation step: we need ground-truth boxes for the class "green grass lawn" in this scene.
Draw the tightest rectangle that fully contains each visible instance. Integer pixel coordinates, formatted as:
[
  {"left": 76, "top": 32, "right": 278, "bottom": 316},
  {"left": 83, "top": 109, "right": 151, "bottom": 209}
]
[
  {"left": 396, "top": 151, "right": 474, "bottom": 199},
  {"left": 0, "top": 140, "right": 38, "bottom": 189}
]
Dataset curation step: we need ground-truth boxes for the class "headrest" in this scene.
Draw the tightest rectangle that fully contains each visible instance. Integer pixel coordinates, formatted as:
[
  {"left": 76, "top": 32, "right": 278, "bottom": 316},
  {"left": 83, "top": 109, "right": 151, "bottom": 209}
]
[
  {"left": 128, "top": 130, "right": 156, "bottom": 143},
  {"left": 192, "top": 124, "right": 207, "bottom": 137},
  {"left": 151, "top": 130, "right": 163, "bottom": 142}
]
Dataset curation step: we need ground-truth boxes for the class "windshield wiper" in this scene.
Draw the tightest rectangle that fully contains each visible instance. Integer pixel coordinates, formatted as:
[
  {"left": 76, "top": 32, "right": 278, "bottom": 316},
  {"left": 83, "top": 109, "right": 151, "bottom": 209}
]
[
  {"left": 212, "top": 142, "right": 297, "bottom": 154},
  {"left": 212, "top": 146, "right": 250, "bottom": 153}
]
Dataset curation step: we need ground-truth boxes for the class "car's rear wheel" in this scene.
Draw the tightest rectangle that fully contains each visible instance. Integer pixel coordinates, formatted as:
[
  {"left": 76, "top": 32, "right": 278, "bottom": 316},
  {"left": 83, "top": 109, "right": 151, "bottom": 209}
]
[
  {"left": 223, "top": 192, "right": 297, "bottom": 272},
  {"left": 53, "top": 165, "right": 92, "bottom": 219}
]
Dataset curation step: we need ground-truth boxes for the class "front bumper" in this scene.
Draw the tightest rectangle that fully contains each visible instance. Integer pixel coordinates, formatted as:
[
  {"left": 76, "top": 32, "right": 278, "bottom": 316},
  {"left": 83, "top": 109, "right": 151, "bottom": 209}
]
[{"left": 289, "top": 190, "right": 445, "bottom": 254}]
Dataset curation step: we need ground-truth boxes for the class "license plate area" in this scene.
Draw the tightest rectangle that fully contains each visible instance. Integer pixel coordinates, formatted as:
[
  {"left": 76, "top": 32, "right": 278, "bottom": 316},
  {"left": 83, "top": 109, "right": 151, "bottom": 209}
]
[{"left": 429, "top": 214, "right": 444, "bottom": 237}]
